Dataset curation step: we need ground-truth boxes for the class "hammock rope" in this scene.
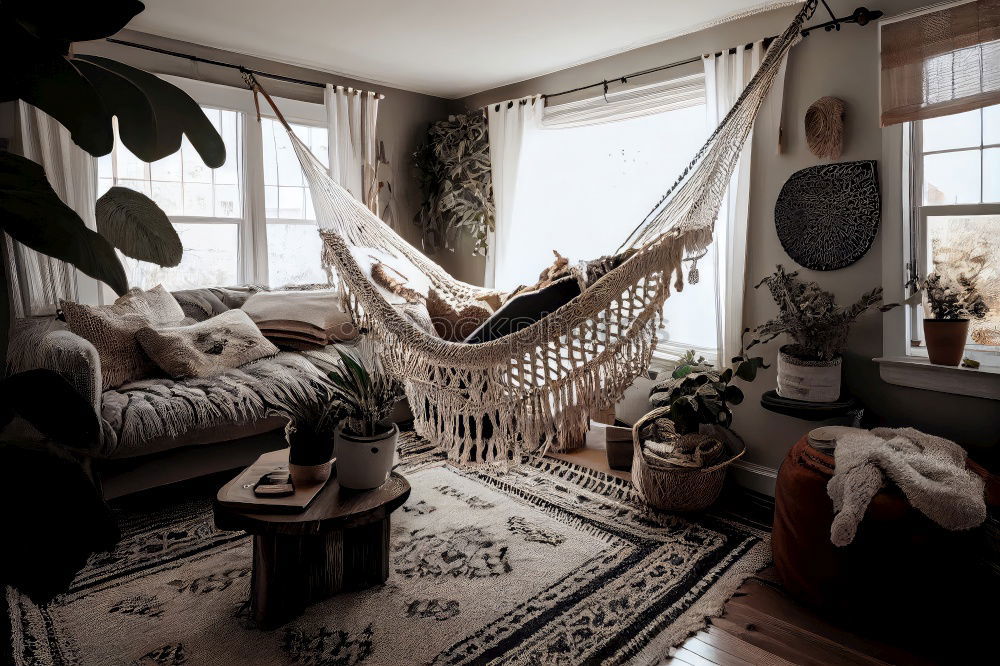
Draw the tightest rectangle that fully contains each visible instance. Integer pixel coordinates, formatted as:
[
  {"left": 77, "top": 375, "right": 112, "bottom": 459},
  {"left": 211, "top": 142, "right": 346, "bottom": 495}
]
[{"left": 250, "top": 0, "right": 817, "bottom": 465}]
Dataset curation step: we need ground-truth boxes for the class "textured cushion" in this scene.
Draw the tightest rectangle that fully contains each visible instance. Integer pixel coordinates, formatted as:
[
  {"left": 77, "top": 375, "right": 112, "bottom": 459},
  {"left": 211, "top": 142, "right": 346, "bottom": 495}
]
[
  {"left": 171, "top": 288, "right": 231, "bottom": 322},
  {"left": 242, "top": 290, "right": 357, "bottom": 345},
  {"left": 61, "top": 286, "right": 186, "bottom": 388},
  {"left": 426, "top": 288, "right": 491, "bottom": 341},
  {"left": 464, "top": 276, "right": 582, "bottom": 344},
  {"left": 136, "top": 309, "right": 279, "bottom": 379},
  {"left": 350, "top": 246, "right": 430, "bottom": 305}
]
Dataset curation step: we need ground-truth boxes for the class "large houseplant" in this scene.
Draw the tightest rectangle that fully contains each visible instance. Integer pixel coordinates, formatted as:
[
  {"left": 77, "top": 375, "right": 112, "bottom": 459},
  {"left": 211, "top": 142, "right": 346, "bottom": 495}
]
[
  {"left": 920, "top": 271, "right": 989, "bottom": 366},
  {"left": 267, "top": 391, "right": 342, "bottom": 487},
  {"left": 749, "top": 266, "right": 893, "bottom": 402},
  {"left": 0, "top": 0, "right": 225, "bottom": 357},
  {"left": 328, "top": 345, "right": 403, "bottom": 490}
]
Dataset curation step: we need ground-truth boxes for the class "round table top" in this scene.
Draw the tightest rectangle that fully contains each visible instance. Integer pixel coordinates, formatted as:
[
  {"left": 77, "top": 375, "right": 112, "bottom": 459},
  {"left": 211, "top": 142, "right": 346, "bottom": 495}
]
[{"left": 214, "top": 472, "right": 411, "bottom": 536}]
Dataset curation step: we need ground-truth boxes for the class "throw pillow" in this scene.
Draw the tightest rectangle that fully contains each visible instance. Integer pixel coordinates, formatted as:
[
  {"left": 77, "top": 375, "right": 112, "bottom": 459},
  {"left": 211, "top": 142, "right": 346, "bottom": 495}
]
[
  {"left": 350, "top": 246, "right": 430, "bottom": 305},
  {"left": 425, "top": 288, "right": 491, "bottom": 341},
  {"left": 464, "top": 275, "right": 582, "bottom": 344},
  {"left": 135, "top": 309, "right": 280, "bottom": 379},
  {"left": 242, "top": 290, "right": 357, "bottom": 345},
  {"left": 60, "top": 285, "right": 186, "bottom": 389}
]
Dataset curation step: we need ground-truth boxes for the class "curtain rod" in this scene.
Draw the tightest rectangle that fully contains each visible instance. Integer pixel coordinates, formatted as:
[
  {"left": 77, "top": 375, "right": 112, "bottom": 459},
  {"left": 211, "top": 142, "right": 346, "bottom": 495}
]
[
  {"left": 104, "top": 37, "right": 386, "bottom": 99},
  {"left": 540, "top": 5, "right": 881, "bottom": 102}
]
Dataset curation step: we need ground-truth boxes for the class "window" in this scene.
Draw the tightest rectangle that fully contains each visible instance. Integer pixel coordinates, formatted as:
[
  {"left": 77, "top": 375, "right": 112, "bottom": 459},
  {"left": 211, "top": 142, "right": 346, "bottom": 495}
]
[
  {"left": 907, "top": 104, "right": 1000, "bottom": 366},
  {"left": 508, "top": 97, "right": 714, "bottom": 362},
  {"left": 261, "top": 118, "right": 330, "bottom": 287},
  {"left": 97, "top": 74, "right": 332, "bottom": 292},
  {"left": 98, "top": 108, "right": 244, "bottom": 290}
]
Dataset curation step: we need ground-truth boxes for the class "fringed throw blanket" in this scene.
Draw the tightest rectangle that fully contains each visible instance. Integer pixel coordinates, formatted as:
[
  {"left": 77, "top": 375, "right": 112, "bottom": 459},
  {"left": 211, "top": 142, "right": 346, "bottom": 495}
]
[{"left": 828, "top": 427, "right": 987, "bottom": 546}]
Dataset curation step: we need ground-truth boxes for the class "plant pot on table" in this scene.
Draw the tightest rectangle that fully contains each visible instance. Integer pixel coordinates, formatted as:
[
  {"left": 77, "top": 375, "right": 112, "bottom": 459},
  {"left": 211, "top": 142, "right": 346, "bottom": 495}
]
[
  {"left": 776, "top": 345, "right": 842, "bottom": 403},
  {"left": 335, "top": 421, "right": 400, "bottom": 490},
  {"left": 923, "top": 318, "right": 969, "bottom": 367},
  {"left": 287, "top": 430, "right": 336, "bottom": 487}
]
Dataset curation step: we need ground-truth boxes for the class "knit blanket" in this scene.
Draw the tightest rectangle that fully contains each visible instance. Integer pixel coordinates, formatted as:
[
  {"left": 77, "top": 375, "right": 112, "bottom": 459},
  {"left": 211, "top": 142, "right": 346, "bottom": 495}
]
[
  {"left": 828, "top": 427, "right": 987, "bottom": 546},
  {"left": 99, "top": 351, "right": 334, "bottom": 457}
]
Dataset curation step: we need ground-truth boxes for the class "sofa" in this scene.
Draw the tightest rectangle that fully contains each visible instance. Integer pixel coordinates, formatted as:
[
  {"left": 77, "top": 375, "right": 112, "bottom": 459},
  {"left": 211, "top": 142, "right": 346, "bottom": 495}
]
[{"left": 9, "top": 286, "right": 402, "bottom": 499}]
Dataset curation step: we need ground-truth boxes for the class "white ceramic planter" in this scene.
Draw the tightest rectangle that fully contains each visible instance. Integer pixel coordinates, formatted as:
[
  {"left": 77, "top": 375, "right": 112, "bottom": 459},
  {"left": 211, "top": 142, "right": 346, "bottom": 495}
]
[
  {"left": 334, "top": 422, "right": 399, "bottom": 490},
  {"left": 776, "top": 346, "right": 842, "bottom": 403}
]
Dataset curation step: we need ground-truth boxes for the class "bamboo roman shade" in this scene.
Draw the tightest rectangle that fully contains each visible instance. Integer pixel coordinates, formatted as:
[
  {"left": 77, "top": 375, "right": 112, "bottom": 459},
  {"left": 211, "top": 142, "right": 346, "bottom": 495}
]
[{"left": 880, "top": 0, "right": 1000, "bottom": 126}]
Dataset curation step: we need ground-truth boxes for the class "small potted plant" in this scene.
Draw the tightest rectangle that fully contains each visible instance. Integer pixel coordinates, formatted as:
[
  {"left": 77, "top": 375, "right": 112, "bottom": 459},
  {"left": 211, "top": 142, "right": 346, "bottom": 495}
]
[
  {"left": 268, "top": 393, "right": 342, "bottom": 487},
  {"left": 328, "top": 345, "right": 404, "bottom": 490},
  {"left": 749, "top": 266, "right": 893, "bottom": 403},
  {"left": 920, "top": 271, "right": 989, "bottom": 366}
]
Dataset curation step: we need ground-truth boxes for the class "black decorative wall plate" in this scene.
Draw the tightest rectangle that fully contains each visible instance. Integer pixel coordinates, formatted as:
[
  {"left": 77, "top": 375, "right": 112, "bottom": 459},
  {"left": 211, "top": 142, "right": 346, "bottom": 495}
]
[{"left": 774, "top": 160, "right": 880, "bottom": 271}]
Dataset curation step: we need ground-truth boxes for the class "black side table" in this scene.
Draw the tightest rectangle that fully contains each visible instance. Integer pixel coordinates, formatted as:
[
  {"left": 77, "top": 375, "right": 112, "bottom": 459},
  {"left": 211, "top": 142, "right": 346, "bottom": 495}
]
[{"left": 759, "top": 390, "right": 864, "bottom": 427}]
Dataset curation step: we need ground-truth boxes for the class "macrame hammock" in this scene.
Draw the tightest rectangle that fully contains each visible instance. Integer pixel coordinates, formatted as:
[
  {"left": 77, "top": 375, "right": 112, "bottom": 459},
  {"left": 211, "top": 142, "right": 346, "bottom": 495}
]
[{"left": 250, "top": 1, "right": 818, "bottom": 465}]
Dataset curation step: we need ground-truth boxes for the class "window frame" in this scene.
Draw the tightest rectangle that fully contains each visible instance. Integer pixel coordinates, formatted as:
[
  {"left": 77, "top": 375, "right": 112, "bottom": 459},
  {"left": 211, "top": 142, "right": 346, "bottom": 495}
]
[
  {"left": 100, "top": 74, "right": 328, "bottom": 293},
  {"left": 905, "top": 111, "right": 1000, "bottom": 366}
]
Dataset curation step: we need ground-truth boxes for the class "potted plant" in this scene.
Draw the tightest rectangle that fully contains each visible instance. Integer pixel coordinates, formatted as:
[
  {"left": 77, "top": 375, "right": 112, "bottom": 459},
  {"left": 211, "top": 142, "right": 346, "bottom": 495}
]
[
  {"left": 328, "top": 345, "right": 404, "bottom": 490},
  {"left": 268, "top": 395, "right": 342, "bottom": 487},
  {"left": 749, "top": 266, "right": 893, "bottom": 403},
  {"left": 920, "top": 271, "right": 989, "bottom": 366}
]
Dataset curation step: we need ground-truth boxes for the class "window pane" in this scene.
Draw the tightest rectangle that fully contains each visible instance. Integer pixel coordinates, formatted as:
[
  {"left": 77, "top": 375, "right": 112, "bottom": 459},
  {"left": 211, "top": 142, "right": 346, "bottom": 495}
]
[
  {"left": 150, "top": 151, "right": 182, "bottom": 182},
  {"left": 923, "top": 151, "right": 980, "bottom": 204},
  {"left": 116, "top": 145, "right": 146, "bottom": 180},
  {"left": 508, "top": 103, "right": 714, "bottom": 352},
  {"left": 261, "top": 117, "right": 326, "bottom": 222},
  {"left": 183, "top": 182, "right": 213, "bottom": 216},
  {"left": 278, "top": 186, "right": 305, "bottom": 219},
  {"left": 97, "top": 177, "right": 113, "bottom": 198},
  {"left": 150, "top": 181, "right": 182, "bottom": 216},
  {"left": 985, "top": 104, "right": 1000, "bottom": 145},
  {"left": 984, "top": 148, "right": 1000, "bottom": 203},
  {"left": 97, "top": 153, "right": 112, "bottom": 181},
  {"left": 266, "top": 223, "right": 327, "bottom": 287},
  {"left": 181, "top": 137, "right": 212, "bottom": 184},
  {"left": 927, "top": 215, "right": 1000, "bottom": 347},
  {"left": 215, "top": 184, "right": 240, "bottom": 218},
  {"left": 123, "top": 223, "right": 239, "bottom": 290},
  {"left": 118, "top": 178, "right": 151, "bottom": 197},
  {"left": 922, "top": 109, "right": 980, "bottom": 152}
]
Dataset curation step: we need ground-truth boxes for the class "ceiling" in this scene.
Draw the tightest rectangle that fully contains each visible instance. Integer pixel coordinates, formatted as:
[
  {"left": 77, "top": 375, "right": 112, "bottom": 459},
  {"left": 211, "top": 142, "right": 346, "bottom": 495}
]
[{"left": 128, "top": 1, "right": 795, "bottom": 99}]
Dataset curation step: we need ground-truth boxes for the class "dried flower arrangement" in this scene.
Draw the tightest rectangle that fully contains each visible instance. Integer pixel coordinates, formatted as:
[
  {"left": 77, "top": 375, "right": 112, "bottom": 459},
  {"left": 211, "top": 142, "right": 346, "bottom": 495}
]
[
  {"left": 921, "top": 271, "right": 990, "bottom": 321},
  {"left": 412, "top": 111, "right": 494, "bottom": 255},
  {"left": 748, "top": 265, "right": 893, "bottom": 362}
]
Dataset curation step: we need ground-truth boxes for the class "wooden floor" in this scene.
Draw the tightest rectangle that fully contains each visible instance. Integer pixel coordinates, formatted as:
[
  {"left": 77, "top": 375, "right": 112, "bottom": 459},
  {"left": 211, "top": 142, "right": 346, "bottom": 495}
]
[{"left": 554, "top": 439, "right": 973, "bottom": 666}]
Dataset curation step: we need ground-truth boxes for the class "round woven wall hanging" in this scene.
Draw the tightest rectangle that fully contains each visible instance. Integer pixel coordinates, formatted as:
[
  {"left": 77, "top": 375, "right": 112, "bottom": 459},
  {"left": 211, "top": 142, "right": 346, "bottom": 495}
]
[
  {"left": 774, "top": 160, "right": 880, "bottom": 271},
  {"left": 805, "top": 96, "right": 845, "bottom": 159}
]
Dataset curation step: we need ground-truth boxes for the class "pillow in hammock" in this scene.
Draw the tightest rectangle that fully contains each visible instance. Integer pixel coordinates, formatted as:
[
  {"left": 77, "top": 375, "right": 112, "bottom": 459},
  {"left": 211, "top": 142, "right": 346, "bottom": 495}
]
[
  {"left": 463, "top": 276, "right": 581, "bottom": 344},
  {"left": 350, "top": 246, "right": 430, "bottom": 305},
  {"left": 426, "top": 288, "right": 491, "bottom": 341}
]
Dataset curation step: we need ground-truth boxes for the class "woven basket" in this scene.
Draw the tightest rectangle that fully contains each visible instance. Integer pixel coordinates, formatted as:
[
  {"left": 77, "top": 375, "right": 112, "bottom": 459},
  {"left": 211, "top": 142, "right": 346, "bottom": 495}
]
[{"left": 631, "top": 407, "right": 746, "bottom": 512}]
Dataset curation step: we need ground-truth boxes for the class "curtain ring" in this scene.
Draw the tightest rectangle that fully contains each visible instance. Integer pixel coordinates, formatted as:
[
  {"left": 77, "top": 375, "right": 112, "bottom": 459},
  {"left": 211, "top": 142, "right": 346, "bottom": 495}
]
[{"left": 602, "top": 80, "right": 609, "bottom": 103}]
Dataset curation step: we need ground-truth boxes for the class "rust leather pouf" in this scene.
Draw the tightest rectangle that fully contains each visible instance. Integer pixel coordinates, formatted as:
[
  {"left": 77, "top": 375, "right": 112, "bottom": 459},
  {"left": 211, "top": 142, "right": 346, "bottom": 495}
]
[{"left": 773, "top": 436, "right": 997, "bottom": 622}]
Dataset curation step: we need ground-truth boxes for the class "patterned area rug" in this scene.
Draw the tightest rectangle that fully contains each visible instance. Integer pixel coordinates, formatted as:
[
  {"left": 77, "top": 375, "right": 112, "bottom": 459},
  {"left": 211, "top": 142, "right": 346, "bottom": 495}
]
[{"left": 7, "top": 433, "right": 769, "bottom": 665}]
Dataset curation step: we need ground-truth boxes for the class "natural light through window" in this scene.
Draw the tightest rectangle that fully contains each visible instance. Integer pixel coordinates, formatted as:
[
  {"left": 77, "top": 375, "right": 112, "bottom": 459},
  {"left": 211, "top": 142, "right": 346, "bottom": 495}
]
[
  {"left": 910, "top": 104, "right": 1000, "bottom": 363},
  {"left": 98, "top": 108, "right": 244, "bottom": 290},
  {"left": 509, "top": 103, "right": 714, "bottom": 356},
  {"left": 261, "top": 117, "right": 330, "bottom": 287}
]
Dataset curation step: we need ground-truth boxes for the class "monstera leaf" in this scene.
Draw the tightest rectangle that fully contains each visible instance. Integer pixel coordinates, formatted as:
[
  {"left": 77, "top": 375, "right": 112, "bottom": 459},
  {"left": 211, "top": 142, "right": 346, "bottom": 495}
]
[
  {"left": 0, "top": 0, "right": 225, "bottom": 166},
  {"left": 96, "top": 186, "right": 182, "bottom": 267},
  {"left": 0, "top": 153, "right": 128, "bottom": 295}
]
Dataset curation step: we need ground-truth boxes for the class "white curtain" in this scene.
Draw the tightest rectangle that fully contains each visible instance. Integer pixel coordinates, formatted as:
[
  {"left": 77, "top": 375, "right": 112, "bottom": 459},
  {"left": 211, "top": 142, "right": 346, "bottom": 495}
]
[
  {"left": 3, "top": 103, "right": 99, "bottom": 317},
  {"left": 705, "top": 40, "right": 786, "bottom": 365},
  {"left": 325, "top": 84, "right": 380, "bottom": 213},
  {"left": 485, "top": 95, "right": 543, "bottom": 289}
]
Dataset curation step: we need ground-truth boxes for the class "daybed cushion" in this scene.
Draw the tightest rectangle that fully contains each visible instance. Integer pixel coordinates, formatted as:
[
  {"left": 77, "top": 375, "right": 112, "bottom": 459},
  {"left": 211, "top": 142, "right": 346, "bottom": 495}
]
[
  {"left": 242, "top": 289, "right": 357, "bottom": 347},
  {"left": 136, "top": 309, "right": 280, "bottom": 379},
  {"left": 464, "top": 275, "right": 582, "bottom": 344},
  {"left": 98, "top": 350, "right": 334, "bottom": 458},
  {"left": 61, "top": 286, "right": 187, "bottom": 388}
]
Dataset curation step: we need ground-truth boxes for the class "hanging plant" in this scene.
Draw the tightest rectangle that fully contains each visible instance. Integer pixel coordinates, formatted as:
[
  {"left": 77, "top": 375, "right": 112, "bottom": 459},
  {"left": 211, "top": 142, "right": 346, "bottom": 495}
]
[{"left": 412, "top": 111, "right": 494, "bottom": 255}]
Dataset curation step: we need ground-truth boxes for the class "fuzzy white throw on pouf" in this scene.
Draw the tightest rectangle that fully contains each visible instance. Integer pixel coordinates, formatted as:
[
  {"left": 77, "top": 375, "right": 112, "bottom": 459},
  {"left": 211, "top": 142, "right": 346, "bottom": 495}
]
[{"left": 827, "top": 427, "right": 986, "bottom": 546}]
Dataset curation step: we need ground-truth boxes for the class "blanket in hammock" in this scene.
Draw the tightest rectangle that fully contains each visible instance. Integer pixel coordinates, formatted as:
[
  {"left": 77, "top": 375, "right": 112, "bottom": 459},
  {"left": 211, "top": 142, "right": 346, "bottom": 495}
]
[{"left": 827, "top": 427, "right": 987, "bottom": 546}]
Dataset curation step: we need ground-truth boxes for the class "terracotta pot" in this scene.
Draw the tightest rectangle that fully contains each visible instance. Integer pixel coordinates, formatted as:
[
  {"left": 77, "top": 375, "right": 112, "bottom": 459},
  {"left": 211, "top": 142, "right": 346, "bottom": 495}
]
[
  {"left": 776, "top": 345, "right": 842, "bottom": 403},
  {"left": 287, "top": 430, "right": 336, "bottom": 487},
  {"left": 923, "top": 318, "right": 969, "bottom": 366},
  {"left": 335, "top": 422, "right": 399, "bottom": 490},
  {"left": 288, "top": 460, "right": 333, "bottom": 487}
]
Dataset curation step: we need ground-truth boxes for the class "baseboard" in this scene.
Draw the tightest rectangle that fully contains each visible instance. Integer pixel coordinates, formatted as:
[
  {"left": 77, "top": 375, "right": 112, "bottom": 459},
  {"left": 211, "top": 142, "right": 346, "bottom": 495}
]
[{"left": 730, "top": 460, "right": 779, "bottom": 497}]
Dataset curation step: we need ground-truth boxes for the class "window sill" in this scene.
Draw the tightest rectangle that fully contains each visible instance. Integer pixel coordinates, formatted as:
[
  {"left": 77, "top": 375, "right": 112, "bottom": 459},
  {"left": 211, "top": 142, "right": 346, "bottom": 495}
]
[{"left": 874, "top": 356, "right": 1000, "bottom": 400}]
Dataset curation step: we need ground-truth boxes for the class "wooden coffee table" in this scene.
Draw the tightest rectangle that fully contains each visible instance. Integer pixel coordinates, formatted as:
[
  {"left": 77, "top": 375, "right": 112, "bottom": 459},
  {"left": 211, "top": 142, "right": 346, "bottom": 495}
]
[{"left": 214, "top": 455, "right": 410, "bottom": 628}]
